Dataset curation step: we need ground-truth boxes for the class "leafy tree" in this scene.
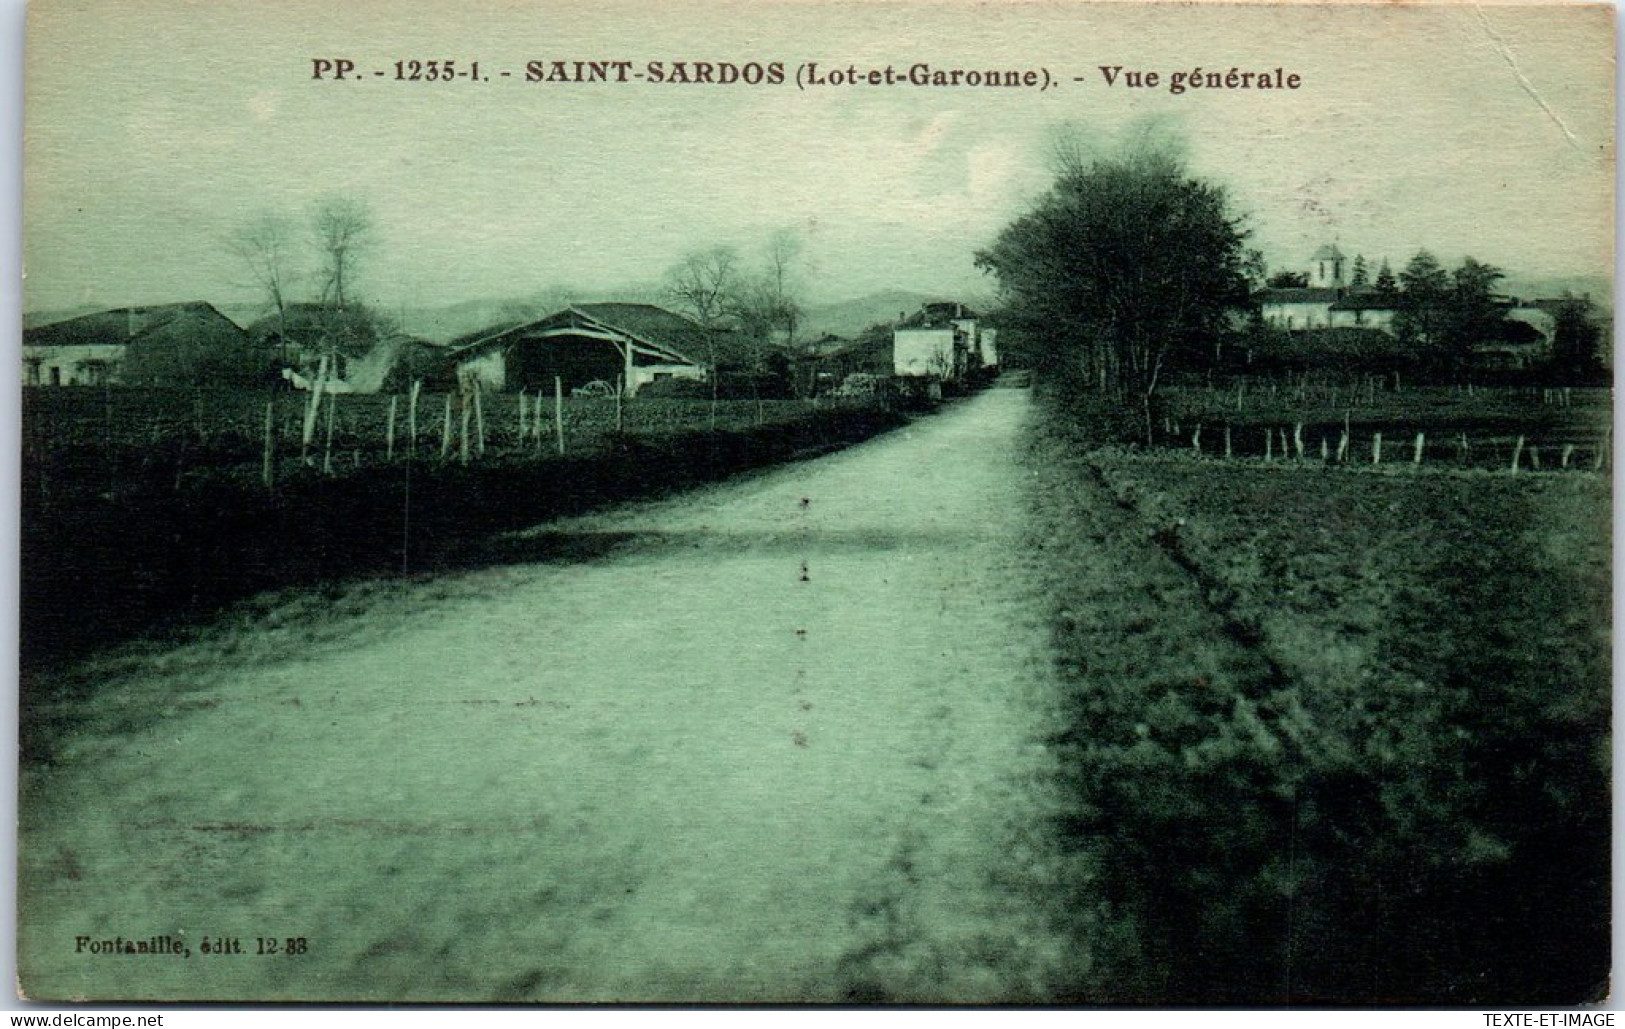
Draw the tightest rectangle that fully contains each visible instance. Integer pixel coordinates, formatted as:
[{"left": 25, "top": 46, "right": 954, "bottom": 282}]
[
  {"left": 1374, "top": 259, "right": 1399, "bottom": 299},
  {"left": 1445, "top": 257, "right": 1507, "bottom": 369},
  {"left": 1350, "top": 254, "right": 1369, "bottom": 289},
  {"left": 1242, "top": 249, "right": 1269, "bottom": 292},
  {"left": 1394, "top": 250, "right": 1452, "bottom": 357},
  {"left": 1550, "top": 292, "right": 1604, "bottom": 381},
  {"left": 975, "top": 134, "right": 1250, "bottom": 433}
]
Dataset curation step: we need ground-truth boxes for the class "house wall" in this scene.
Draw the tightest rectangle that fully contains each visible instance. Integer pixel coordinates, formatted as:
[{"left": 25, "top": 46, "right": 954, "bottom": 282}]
[
  {"left": 23, "top": 344, "right": 126, "bottom": 386},
  {"left": 1262, "top": 301, "right": 1334, "bottom": 330},
  {"left": 628, "top": 363, "right": 705, "bottom": 394},
  {"left": 979, "top": 329, "right": 999, "bottom": 367},
  {"left": 1329, "top": 308, "right": 1396, "bottom": 333}
]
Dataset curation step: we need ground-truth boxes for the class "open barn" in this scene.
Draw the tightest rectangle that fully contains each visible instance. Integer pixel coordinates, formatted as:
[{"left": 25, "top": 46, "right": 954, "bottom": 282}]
[{"left": 450, "top": 303, "right": 711, "bottom": 395}]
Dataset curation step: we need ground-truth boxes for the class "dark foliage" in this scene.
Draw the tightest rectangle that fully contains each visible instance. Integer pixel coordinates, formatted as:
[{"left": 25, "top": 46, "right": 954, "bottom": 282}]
[{"left": 975, "top": 142, "right": 1250, "bottom": 419}]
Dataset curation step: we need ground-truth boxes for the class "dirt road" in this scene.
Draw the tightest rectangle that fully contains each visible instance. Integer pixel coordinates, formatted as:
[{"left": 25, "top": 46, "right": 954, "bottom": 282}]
[{"left": 19, "top": 387, "right": 1083, "bottom": 1002}]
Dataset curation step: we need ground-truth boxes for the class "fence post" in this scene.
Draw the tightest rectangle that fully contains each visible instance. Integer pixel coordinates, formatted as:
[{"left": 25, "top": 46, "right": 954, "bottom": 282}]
[
  {"left": 262, "top": 400, "right": 275, "bottom": 487},
  {"left": 387, "top": 395, "right": 398, "bottom": 461},
  {"left": 1337, "top": 430, "right": 1349, "bottom": 463},
  {"left": 518, "top": 390, "right": 528, "bottom": 445},
  {"left": 1510, "top": 435, "right": 1525, "bottom": 473},
  {"left": 1413, "top": 432, "right": 1425, "bottom": 466},
  {"left": 1320, "top": 436, "right": 1329, "bottom": 462},
  {"left": 1224, "top": 424, "right": 1232, "bottom": 459},
  {"left": 474, "top": 385, "right": 486, "bottom": 456},
  {"left": 1265, "top": 428, "right": 1273, "bottom": 462},
  {"left": 1562, "top": 444, "right": 1575, "bottom": 469},
  {"left": 1191, "top": 423, "right": 1202, "bottom": 455},
  {"left": 460, "top": 391, "right": 471, "bottom": 466},
  {"left": 441, "top": 394, "right": 452, "bottom": 459},
  {"left": 409, "top": 380, "right": 421, "bottom": 460},
  {"left": 323, "top": 389, "right": 337, "bottom": 475},
  {"left": 1293, "top": 422, "right": 1304, "bottom": 460},
  {"left": 615, "top": 375, "right": 625, "bottom": 433},
  {"left": 554, "top": 376, "right": 566, "bottom": 456},
  {"left": 1529, "top": 445, "right": 1541, "bottom": 470},
  {"left": 1372, "top": 431, "right": 1383, "bottom": 466}
]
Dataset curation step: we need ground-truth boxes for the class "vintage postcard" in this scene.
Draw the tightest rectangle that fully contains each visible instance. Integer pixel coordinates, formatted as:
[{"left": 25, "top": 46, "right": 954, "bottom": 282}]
[{"left": 17, "top": 0, "right": 1614, "bottom": 1005}]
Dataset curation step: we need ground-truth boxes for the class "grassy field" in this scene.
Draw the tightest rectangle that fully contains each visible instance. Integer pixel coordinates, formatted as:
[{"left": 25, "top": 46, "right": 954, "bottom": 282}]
[
  {"left": 20, "top": 387, "right": 904, "bottom": 674},
  {"left": 1025, "top": 391, "right": 1611, "bottom": 1004}
]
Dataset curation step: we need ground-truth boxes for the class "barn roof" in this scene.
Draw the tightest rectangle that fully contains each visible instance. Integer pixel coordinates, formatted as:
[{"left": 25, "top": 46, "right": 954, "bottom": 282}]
[
  {"left": 23, "top": 302, "right": 240, "bottom": 348},
  {"left": 452, "top": 303, "right": 711, "bottom": 366}
]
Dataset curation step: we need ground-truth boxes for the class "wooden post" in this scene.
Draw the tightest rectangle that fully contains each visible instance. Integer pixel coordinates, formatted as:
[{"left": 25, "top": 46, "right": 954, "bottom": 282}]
[
  {"left": 409, "top": 380, "right": 421, "bottom": 460},
  {"left": 387, "top": 395, "right": 398, "bottom": 461},
  {"left": 518, "top": 390, "right": 528, "bottom": 444},
  {"left": 441, "top": 393, "right": 452, "bottom": 459},
  {"left": 1280, "top": 427, "right": 1289, "bottom": 458},
  {"left": 1320, "top": 436, "right": 1329, "bottom": 462},
  {"left": 474, "top": 385, "right": 486, "bottom": 456},
  {"left": 554, "top": 376, "right": 565, "bottom": 456},
  {"left": 615, "top": 375, "right": 625, "bottom": 432},
  {"left": 301, "top": 357, "right": 327, "bottom": 464},
  {"left": 1413, "top": 432, "right": 1425, "bottom": 466},
  {"left": 1224, "top": 424, "right": 1232, "bottom": 459},
  {"left": 262, "top": 400, "right": 275, "bottom": 487},
  {"left": 1293, "top": 422, "right": 1304, "bottom": 460},
  {"left": 1529, "top": 445, "right": 1541, "bottom": 470},
  {"left": 1510, "top": 435, "right": 1525, "bottom": 473},
  {"left": 323, "top": 389, "right": 337, "bottom": 475},
  {"left": 1562, "top": 444, "right": 1575, "bottom": 469},
  {"left": 460, "top": 391, "right": 471, "bottom": 466},
  {"left": 1191, "top": 424, "right": 1202, "bottom": 455},
  {"left": 1265, "top": 428, "right": 1273, "bottom": 462},
  {"left": 1372, "top": 431, "right": 1382, "bottom": 466},
  {"left": 1235, "top": 380, "right": 1244, "bottom": 412},
  {"left": 1458, "top": 432, "right": 1469, "bottom": 464}
]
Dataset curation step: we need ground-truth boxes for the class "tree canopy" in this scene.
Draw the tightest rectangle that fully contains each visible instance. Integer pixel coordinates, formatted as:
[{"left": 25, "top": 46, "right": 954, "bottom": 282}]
[{"left": 974, "top": 141, "right": 1250, "bottom": 407}]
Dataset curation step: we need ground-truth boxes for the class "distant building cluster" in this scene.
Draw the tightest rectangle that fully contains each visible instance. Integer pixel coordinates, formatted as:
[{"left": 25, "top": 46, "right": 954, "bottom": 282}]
[
  {"left": 22, "top": 296, "right": 999, "bottom": 398},
  {"left": 1254, "top": 244, "right": 1566, "bottom": 368}
]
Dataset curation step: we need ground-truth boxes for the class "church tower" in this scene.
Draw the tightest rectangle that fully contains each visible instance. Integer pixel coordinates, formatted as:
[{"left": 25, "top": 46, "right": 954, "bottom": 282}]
[{"left": 1309, "top": 244, "right": 1346, "bottom": 288}]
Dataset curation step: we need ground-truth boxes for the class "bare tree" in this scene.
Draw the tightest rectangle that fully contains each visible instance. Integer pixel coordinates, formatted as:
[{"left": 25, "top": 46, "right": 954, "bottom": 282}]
[
  {"left": 761, "top": 228, "right": 804, "bottom": 345},
  {"left": 227, "top": 212, "right": 300, "bottom": 367},
  {"left": 665, "top": 246, "right": 740, "bottom": 329},
  {"left": 312, "top": 196, "right": 374, "bottom": 312},
  {"left": 310, "top": 196, "right": 377, "bottom": 373}
]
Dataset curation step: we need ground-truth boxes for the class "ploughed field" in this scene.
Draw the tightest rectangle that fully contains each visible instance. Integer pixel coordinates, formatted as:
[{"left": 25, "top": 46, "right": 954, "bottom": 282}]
[{"left": 1026, "top": 390, "right": 1612, "bottom": 1004}]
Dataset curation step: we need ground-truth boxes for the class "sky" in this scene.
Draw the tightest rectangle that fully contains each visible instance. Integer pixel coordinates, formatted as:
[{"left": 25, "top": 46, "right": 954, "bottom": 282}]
[{"left": 21, "top": 0, "right": 1617, "bottom": 316}]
